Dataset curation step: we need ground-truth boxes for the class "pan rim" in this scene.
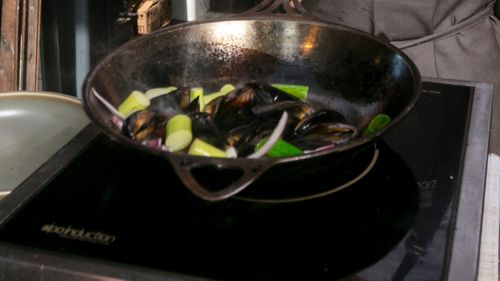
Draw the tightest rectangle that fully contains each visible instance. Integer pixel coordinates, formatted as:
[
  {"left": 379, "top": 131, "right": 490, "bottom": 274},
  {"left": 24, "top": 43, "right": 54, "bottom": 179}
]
[{"left": 82, "top": 16, "right": 422, "bottom": 164}]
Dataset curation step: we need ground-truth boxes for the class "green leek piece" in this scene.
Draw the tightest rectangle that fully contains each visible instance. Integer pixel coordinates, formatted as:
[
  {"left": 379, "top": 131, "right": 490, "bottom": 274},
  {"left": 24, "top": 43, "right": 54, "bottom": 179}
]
[
  {"left": 165, "top": 114, "right": 193, "bottom": 152},
  {"left": 118, "top": 90, "right": 150, "bottom": 117},
  {"left": 219, "top": 84, "right": 236, "bottom": 95},
  {"left": 188, "top": 138, "right": 227, "bottom": 158},
  {"left": 189, "top": 87, "right": 204, "bottom": 111},
  {"left": 364, "top": 114, "right": 391, "bottom": 136},
  {"left": 144, "top": 86, "right": 178, "bottom": 100},
  {"left": 271, "top": 84, "right": 309, "bottom": 100},
  {"left": 202, "top": 83, "right": 236, "bottom": 108},
  {"left": 255, "top": 138, "right": 303, "bottom": 158},
  {"left": 203, "top": 92, "right": 225, "bottom": 108}
]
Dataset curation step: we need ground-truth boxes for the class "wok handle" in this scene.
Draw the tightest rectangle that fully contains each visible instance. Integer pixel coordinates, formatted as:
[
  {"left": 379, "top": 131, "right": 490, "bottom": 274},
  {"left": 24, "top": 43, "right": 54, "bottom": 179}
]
[
  {"left": 167, "top": 155, "right": 274, "bottom": 201},
  {"left": 242, "top": 0, "right": 312, "bottom": 18}
]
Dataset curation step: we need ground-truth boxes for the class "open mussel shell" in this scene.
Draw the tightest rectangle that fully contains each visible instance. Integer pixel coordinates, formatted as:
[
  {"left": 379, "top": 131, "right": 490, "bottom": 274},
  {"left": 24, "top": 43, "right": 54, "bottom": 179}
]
[
  {"left": 204, "top": 95, "right": 224, "bottom": 119},
  {"left": 219, "top": 85, "right": 257, "bottom": 110},
  {"left": 291, "top": 122, "right": 358, "bottom": 150},
  {"left": 190, "top": 112, "right": 229, "bottom": 150},
  {"left": 212, "top": 82, "right": 303, "bottom": 131},
  {"left": 122, "top": 110, "right": 159, "bottom": 142},
  {"left": 227, "top": 120, "right": 280, "bottom": 157},
  {"left": 175, "top": 87, "right": 192, "bottom": 109},
  {"left": 251, "top": 100, "right": 314, "bottom": 137},
  {"left": 225, "top": 121, "right": 260, "bottom": 149},
  {"left": 294, "top": 109, "right": 347, "bottom": 136},
  {"left": 213, "top": 87, "right": 259, "bottom": 132},
  {"left": 251, "top": 100, "right": 313, "bottom": 120},
  {"left": 149, "top": 92, "right": 184, "bottom": 118},
  {"left": 148, "top": 87, "right": 194, "bottom": 115}
]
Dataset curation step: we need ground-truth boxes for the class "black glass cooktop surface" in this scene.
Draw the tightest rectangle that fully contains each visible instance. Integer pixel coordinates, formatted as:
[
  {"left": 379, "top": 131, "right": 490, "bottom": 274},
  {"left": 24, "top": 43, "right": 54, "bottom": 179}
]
[
  {"left": 0, "top": 81, "right": 474, "bottom": 280},
  {"left": 0, "top": 134, "right": 418, "bottom": 281}
]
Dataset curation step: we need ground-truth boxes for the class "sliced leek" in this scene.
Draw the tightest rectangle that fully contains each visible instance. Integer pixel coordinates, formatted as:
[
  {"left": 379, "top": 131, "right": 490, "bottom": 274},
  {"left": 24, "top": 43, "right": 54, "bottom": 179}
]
[
  {"left": 203, "top": 84, "right": 235, "bottom": 108},
  {"left": 188, "top": 138, "right": 227, "bottom": 158},
  {"left": 165, "top": 114, "right": 192, "bottom": 152},
  {"left": 271, "top": 84, "right": 309, "bottom": 100},
  {"left": 255, "top": 138, "right": 303, "bottom": 158},
  {"left": 118, "top": 90, "right": 150, "bottom": 117},
  {"left": 364, "top": 114, "right": 391, "bottom": 135},
  {"left": 145, "top": 86, "right": 178, "bottom": 100}
]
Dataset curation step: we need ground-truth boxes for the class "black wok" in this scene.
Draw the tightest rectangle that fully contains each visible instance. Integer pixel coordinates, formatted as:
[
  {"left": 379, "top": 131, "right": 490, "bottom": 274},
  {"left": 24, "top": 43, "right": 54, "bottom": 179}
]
[{"left": 82, "top": 4, "right": 421, "bottom": 201}]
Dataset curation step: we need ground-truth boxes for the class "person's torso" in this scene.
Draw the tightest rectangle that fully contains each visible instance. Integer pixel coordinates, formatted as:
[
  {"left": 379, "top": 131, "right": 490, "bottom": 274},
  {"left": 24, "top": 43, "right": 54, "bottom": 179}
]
[{"left": 302, "top": 0, "right": 493, "bottom": 40}]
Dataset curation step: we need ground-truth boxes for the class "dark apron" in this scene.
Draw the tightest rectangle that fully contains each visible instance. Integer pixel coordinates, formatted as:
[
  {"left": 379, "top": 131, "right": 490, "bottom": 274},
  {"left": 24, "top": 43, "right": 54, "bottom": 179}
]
[{"left": 304, "top": 0, "right": 500, "bottom": 154}]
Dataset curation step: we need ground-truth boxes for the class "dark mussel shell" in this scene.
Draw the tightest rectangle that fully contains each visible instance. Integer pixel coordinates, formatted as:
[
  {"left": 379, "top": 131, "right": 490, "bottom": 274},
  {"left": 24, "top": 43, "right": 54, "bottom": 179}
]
[
  {"left": 190, "top": 112, "right": 229, "bottom": 150},
  {"left": 122, "top": 110, "right": 160, "bottom": 142},
  {"left": 225, "top": 121, "right": 261, "bottom": 151},
  {"left": 148, "top": 87, "right": 191, "bottom": 117},
  {"left": 213, "top": 86, "right": 260, "bottom": 131},
  {"left": 228, "top": 120, "right": 279, "bottom": 157},
  {"left": 204, "top": 95, "right": 224, "bottom": 119},
  {"left": 251, "top": 100, "right": 313, "bottom": 120},
  {"left": 291, "top": 122, "right": 358, "bottom": 150},
  {"left": 185, "top": 96, "right": 201, "bottom": 114},
  {"left": 252, "top": 100, "right": 314, "bottom": 120},
  {"left": 251, "top": 100, "right": 314, "bottom": 137},
  {"left": 294, "top": 109, "right": 347, "bottom": 136},
  {"left": 149, "top": 93, "right": 183, "bottom": 118},
  {"left": 170, "top": 87, "right": 191, "bottom": 109},
  {"left": 219, "top": 85, "right": 257, "bottom": 110}
]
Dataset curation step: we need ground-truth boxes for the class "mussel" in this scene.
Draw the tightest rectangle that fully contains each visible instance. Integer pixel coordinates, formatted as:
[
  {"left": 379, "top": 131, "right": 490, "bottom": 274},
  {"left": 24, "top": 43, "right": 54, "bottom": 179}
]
[
  {"left": 114, "top": 81, "right": 363, "bottom": 158},
  {"left": 291, "top": 122, "right": 358, "bottom": 150},
  {"left": 149, "top": 87, "right": 191, "bottom": 118},
  {"left": 122, "top": 110, "right": 160, "bottom": 141},
  {"left": 213, "top": 86, "right": 261, "bottom": 131},
  {"left": 252, "top": 101, "right": 313, "bottom": 120},
  {"left": 226, "top": 120, "right": 280, "bottom": 157},
  {"left": 203, "top": 95, "right": 224, "bottom": 119},
  {"left": 225, "top": 121, "right": 260, "bottom": 148},
  {"left": 251, "top": 100, "right": 314, "bottom": 138},
  {"left": 213, "top": 83, "right": 313, "bottom": 133},
  {"left": 294, "top": 109, "right": 347, "bottom": 136},
  {"left": 190, "top": 112, "right": 229, "bottom": 151},
  {"left": 224, "top": 121, "right": 265, "bottom": 156}
]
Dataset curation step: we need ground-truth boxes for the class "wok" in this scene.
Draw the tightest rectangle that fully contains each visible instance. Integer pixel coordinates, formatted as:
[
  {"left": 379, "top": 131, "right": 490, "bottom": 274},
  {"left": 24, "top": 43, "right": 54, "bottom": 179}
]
[{"left": 82, "top": 1, "right": 421, "bottom": 201}]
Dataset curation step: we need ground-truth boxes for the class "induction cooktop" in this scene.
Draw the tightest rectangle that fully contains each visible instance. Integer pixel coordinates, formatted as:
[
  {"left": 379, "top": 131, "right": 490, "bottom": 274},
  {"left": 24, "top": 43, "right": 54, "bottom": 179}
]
[{"left": 0, "top": 78, "right": 492, "bottom": 281}]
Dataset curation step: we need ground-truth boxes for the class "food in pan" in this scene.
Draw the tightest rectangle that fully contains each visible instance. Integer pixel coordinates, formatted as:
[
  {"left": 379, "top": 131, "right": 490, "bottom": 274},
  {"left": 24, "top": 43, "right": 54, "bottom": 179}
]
[{"left": 96, "top": 82, "right": 390, "bottom": 159}]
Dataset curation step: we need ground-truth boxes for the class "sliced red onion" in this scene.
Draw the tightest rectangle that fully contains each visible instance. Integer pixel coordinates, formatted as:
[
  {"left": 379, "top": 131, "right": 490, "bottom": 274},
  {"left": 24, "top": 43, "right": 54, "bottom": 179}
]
[
  {"left": 110, "top": 115, "right": 124, "bottom": 130},
  {"left": 142, "top": 138, "right": 163, "bottom": 150},
  {"left": 247, "top": 111, "right": 288, "bottom": 159},
  {"left": 91, "top": 88, "right": 125, "bottom": 120}
]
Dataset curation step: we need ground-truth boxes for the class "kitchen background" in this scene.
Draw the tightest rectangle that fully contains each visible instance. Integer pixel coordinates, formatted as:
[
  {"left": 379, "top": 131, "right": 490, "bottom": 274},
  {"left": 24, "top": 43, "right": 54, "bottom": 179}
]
[
  {"left": 1, "top": 0, "right": 499, "bottom": 98},
  {"left": 41, "top": 0, "right": 261, "bottom": 98},
  {"left": 37, "top": 0, "right": 500, "bottom": 98}
]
